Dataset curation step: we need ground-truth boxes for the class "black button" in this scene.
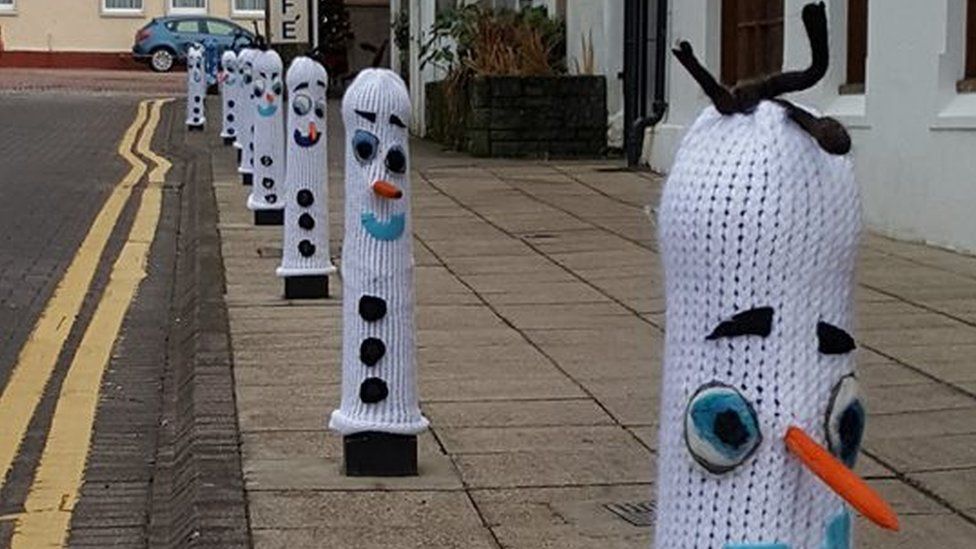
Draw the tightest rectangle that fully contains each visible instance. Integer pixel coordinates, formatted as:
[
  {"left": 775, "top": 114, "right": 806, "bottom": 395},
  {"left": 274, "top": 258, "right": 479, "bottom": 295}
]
[
  {"left": 194, "top": 96, "right": 201, "bottom": 103},
  {"left": 359, "top": 295, "right": 387, "bottom": 322},
  {"left": 298, "top": 213, "right": 315, "bottom": 230},
  {"left": 262, "top": 177, "right": 274, "bottom": 189},
  {"left": 360, "top": 338, "right": 386, "bottom": 366},
  {"left": 227, "top": 114, "right": 235, "bottom": 122},
  {"left": 298, "top": 239, "right": 315, "bottom": 257},
  {"left": 261, "top": 155, "right": 273, "bottom": 167},
  {"left": 296, "top": 189, "right": 314, "bottom": 207},
  {"left": 265, "top": 193, "right": 277, "bottom": 204},
  {"left": 229, "top": 100, "right": 236, "bottom": 108},
  {"left": 359, "top": 378, "right": 389, "bottom": 404},
  {"left": 193, "top": 107, "right": 200, "bottom": 114}
]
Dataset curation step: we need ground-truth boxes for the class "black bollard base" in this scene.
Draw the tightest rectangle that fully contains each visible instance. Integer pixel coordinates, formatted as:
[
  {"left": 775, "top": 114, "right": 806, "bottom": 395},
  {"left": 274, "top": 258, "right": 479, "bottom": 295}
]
[
  {"left": 241, "top": 172, "right": 253, "bottom": 186},
  {"left": 223, "top": 136, "right": 236, "bottom": 146},
  {"left": 284, "top": 275, "right": 329, "bottom": 299},
  {"left": 236, "top": 148, "right": 242, "bottom": 165},
  {"left": 187, "top": 124, "right": 205, "bottom": 132},
  {"left": 253, "top": 209, "right": 284, "bottom": 226},
  {"left": 343, "top": 432, "right": 418, "bottom": 477}
]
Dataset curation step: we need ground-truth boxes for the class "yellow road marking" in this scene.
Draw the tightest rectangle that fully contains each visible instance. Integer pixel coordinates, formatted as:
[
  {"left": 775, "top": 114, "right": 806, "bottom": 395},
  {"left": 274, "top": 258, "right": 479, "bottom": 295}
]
[
  {"left": 0, "top": 100, "right": 150, "bottom": 495},
  {"left": 11, "top": 98, "right": 172, "bottom": 548}
]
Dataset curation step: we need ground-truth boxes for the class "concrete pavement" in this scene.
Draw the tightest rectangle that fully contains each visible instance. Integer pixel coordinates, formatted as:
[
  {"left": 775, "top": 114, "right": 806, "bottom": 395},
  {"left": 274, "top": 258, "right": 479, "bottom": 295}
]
[{"left": 210, "top": 102, "right": 976, "bottom": 548}]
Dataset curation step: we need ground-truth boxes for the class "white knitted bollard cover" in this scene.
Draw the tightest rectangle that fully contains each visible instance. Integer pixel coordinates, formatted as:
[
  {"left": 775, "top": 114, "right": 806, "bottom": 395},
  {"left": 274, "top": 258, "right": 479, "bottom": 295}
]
[
  {"left": 653, "top": 101, "right": 863, "bottom": 548},
  {"left": 219, "top": 50, "right": 238, "bottom": 140},
  {"left": 185, "top": 44, "right": 206, "bottom": 128},
  {"left": 329, "top": 69, "right": 428, "bottom": 436},
  {"left": 277, "top": 57, "right": 336, "bottom": 278},
  {"left": 236, "top": 49, "right": 257, "bottom": 172},
  {"left": 247, "top": 49, "right": 286, "bottom": 212}
]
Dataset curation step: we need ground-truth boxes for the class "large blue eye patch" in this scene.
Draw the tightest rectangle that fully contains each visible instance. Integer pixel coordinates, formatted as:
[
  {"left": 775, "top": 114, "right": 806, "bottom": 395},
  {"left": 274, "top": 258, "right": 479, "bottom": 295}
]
[
  {"left": 353, "top": 129, "right": 379, "bottom": 163},
  {"left": 685, "top": 383, "right": 762, "bottom": 474},
  {"left": 825, "top": 375, "right": 864, "bottom": 468}
]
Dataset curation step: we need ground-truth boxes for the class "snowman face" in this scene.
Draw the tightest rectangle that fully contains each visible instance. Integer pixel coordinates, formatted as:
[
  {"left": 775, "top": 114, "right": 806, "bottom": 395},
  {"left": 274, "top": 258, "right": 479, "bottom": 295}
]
[
  {"left": 253, "top": 51, "right": 283, "bottom": 118},
  {"left": 655, "top": 100, "right": 897, "bottom": 547},
  {"left": 187, "top": 47, "right": 204, "bottom": 79},
  {"left": 222, "top": 53, "right": 238, "bottom": 86},
  {"left": 287, "top": 58, "right": 327, "bottom": 149},
  {"left": 342, "top": 69, "right": 411, "bottom": 243},
  {"left": 239, "top": 51, "right": 254, "bottom": 90}
]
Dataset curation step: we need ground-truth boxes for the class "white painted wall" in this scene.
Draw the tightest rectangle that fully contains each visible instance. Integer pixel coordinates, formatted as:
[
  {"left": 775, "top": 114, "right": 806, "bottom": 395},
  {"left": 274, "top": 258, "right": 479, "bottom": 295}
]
[
  {"left": 645, "top": 0, "right": 976, "bottom": 254},
  {"left": 565, "top": 0, "right": 624, "bottom": 116}
]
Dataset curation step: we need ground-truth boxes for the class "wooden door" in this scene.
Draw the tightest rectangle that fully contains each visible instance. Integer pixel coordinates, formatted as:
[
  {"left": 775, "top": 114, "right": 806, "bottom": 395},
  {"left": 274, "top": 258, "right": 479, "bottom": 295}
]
[{"left": 721, "top": 0, "right": 784, "bottom": 86}]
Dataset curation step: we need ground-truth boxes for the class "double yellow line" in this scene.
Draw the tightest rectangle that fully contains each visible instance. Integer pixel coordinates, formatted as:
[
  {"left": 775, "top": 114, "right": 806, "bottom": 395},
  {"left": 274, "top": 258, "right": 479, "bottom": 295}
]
[{"left": 0, "top": 98, "right": 172, "bottom": 548}]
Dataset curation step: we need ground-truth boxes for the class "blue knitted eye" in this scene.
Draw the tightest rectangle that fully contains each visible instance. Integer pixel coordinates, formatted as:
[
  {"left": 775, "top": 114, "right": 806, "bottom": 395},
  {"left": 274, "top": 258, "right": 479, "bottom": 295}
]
[
  {"left": 353, "top": 130, "right": 379, "bottom": 163},
  {"left": 826, "top": 375, "right": 864, "bottom": 468},
  {"left": 685, "top": 383, "right": 762, "bottom": 474}
]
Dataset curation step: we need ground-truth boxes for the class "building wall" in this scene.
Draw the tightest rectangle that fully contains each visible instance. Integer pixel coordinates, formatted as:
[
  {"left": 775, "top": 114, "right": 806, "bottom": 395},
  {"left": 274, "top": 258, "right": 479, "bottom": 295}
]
[
  {"left": 565, "top": 0, "right": 623, "bottom": 117},
  {"left": 0, "top": 1, "right": 264, "bottom": 53},
  {"left": 645, "top": 0, "right": 976, "bottom": 254}
]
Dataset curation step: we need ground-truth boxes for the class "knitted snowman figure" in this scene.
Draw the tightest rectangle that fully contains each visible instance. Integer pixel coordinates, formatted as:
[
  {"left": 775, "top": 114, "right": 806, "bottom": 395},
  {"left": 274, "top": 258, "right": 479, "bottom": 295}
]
[
  {"left": 236, "top": 48, "right": 257, "bottom": 186},
  {"left": 330, "top": 69, "right": 428, "bottom": 475},
  {"left": 246, "top": 49, "right": 286, "bottom": 225},
  {"left": 652, "top": 4, "right": 898, "bottom": 548},
  {"left": 276, "top": 56, "right": 337, "bottom": 298},
  {"left": 219, "top": 49, "right": 239, "bottom": 145},
  {"left": 185, "top": 44, "right": 206, "bottom": 130}
]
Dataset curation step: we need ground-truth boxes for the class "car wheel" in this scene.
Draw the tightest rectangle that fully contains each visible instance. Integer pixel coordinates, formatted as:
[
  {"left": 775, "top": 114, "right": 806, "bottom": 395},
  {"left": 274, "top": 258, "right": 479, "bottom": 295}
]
[{"left": 150, "top": 48, "right": 175, "bottom": 72}]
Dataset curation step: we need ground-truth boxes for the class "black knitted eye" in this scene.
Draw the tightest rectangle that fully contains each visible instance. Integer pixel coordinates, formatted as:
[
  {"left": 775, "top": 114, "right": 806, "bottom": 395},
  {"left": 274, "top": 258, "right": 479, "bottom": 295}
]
[
  {"left": 825, "top": 375, "right": 864, "bottom": 468},
  {"left": 314, "top": 100, "right": 326, "bottom": 119},
  {"left": 685, "top": 383, "right": 762, "bottom": 474},
  {"left": 353, "top": 130, "right": 378, "bottom": 163},
  {"left": 253, "top": 80, "right": 266, "bottom": 98},
  {"left": 385, "top": 147, "right": 406, "bottom": 174},
  {"left": 272, "top": 81, "right": 283, "bottom": 96}
]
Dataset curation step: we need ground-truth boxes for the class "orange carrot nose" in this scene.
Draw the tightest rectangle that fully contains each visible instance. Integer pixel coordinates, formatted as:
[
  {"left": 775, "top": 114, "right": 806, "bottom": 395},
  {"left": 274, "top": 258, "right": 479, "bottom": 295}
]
[
  {"left": 266, "top": 93, "right": 274, "bottom": 103},
  {"left": 372, "top": 180, "right": 402, "bottom": 199},
  {"left": 308, "top": 122, "right": 318, "bottom": 141},
  {"left": 784, "top": 426, "right": 900, "bottom": 531}
]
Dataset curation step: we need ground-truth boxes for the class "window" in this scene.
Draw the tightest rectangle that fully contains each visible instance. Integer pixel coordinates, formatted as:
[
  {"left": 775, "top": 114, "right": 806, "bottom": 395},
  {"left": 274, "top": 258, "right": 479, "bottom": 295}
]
[
  {"left": 169, "top": 0, "right": 207, "bottom": 15},
  {"left": 233, "top": 0, "right": 265, "bottom": 16},
  {"left": 166, "top": 19, "right": 204, "bottom": 33},
  {"left": 720, "top": 0, "right": 784, "bottom": 86},
  {"left": 104, "top": 0, "right": 143, "bottom": 13},
  {"left": 206, "top": 19, "right": 239, "bottom": 36},
  {"left": 963, "top": 0, "right": 976, "bottom": 91},
  {"left": 842, "top": 0, "right": 868, "bottom": 94},
  {"left": 0, "top": 0, "right": 14, "bottom": 12}
]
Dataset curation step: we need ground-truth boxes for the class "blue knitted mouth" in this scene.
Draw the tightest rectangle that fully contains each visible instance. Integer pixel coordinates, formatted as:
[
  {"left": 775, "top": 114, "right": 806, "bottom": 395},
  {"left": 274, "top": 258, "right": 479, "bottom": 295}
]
[
  {"left": 723, "top": 511, "right": 850, "bottom": 549},
  {"left": 361, "top": 212, "right": 405, "bottom": 241},
  {"left": 293, "top": 128, "right": 321, "bottom": 148},
  {"left": 257, "top": 103, "right": 278, "bottom": 117}
]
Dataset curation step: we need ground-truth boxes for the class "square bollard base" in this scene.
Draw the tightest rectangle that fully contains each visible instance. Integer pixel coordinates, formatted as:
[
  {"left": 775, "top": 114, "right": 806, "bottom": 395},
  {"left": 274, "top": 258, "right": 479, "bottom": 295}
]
[
  {"left": 223, "top": 136, "right": 236, "bottom": 146},
  {"left": 241, "top": 173, "right": 253, "bottom": 186},
  {"left": 285, "top": 275, "right": 329, "bottom": 299},
  {"left": 343, "top": 432, "right": 418, "bottom": 477},
  {"left": 236, "top": 149, "right": 242, "bottom": 165},
  {"left": 187, "top": 124, "right": 204, "bottom": 132},
  {"left": 253, "top": 209, "right": 284, "bottom": 226}
]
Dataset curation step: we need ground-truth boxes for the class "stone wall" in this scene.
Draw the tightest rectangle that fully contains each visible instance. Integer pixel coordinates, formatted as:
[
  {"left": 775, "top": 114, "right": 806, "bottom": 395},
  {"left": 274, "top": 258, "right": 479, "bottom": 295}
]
[{"left": 426, "top": 75, "right": 607, "bottom": 158}]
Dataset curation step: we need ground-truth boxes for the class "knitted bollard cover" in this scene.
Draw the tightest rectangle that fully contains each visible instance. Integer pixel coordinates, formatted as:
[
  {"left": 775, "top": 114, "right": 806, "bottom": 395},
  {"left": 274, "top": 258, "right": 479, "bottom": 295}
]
[
  {"left": 185, "top": 44, "right": 206, "bottom": 128},
  {"left": 236, "top": 49, "right": 258, "bottom": 172},
  {"left": 247, "top": 50, "right": 286, "bottom": 212},
  {"left": 329, "top": 69, "right": 428, "bottom": 436},
  {"left": 219, "top": 50, "right": 238, "bottom": 141},
  {"left": 277, "top": 57, "right": 336, "bottom": 278},
  {"left": 651, "top": 3, "right": 896, "bottom": 548}
]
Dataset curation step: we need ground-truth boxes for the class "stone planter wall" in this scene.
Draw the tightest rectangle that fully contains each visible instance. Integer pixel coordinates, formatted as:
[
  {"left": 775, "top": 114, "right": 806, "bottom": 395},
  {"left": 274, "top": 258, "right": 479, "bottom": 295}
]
[{"left": 426, "top": 75, "right": 607, "bottom": 158}]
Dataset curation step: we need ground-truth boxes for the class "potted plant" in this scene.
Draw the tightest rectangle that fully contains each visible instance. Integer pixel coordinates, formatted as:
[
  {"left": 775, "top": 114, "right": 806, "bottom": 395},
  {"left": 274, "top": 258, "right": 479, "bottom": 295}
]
[{"left": 421, "top": 5, "right": 607, "bottom": 158}]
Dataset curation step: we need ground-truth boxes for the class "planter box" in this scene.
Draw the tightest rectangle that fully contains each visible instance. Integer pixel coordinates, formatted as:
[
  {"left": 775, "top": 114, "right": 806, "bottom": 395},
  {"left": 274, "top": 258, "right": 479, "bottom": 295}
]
[{"left": 426, "top": 75, "right": 607, "bottom": 158}]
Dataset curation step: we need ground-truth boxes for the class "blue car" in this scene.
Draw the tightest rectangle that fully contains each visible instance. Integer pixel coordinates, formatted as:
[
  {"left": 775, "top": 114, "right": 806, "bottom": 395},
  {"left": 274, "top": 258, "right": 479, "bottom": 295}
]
[{"left": 132, "top": 16, "right": 256, "bottom": 72}]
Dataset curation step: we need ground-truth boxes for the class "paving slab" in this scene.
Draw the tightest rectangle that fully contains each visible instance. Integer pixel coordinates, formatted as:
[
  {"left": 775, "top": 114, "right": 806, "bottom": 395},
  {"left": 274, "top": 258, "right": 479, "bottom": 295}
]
[{"left": 213, "top": 116, "right": 976, "bottom": 547}]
